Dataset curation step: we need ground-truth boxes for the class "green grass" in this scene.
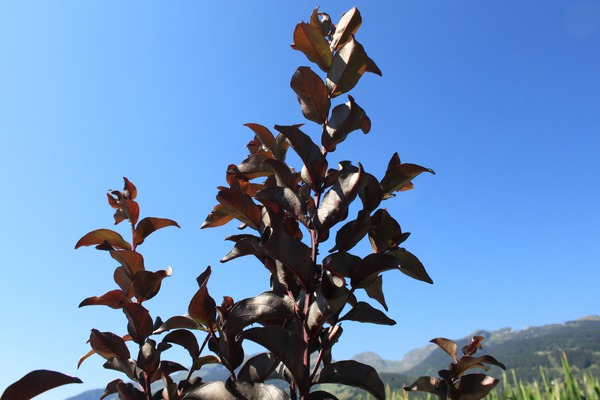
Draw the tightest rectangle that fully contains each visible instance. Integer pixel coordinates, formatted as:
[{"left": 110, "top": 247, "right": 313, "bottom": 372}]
[{"left": 359, "top": 353, "right": 600, "bottom": 399}]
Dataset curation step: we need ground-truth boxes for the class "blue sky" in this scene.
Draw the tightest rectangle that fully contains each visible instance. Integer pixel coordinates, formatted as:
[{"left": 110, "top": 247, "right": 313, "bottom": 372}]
[{"left": 1, "top": 1, "right": 599, "bottom": 399}]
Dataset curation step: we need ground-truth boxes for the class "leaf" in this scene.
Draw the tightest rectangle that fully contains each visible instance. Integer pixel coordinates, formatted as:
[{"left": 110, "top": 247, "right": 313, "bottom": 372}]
[
  {"left": 244, "top": 123, "right": 276, "bottom": 152},
  {"left": 291, "top": 22, "right": 332, "bottom": 72},
  {"left": 388, "top": 248, "right": 433, "bottom": 284},
  {"left": 322, "top": 252, "right": 362, "bottom": 278},
  {"left": 404, "top": 376, "right": 440, "bottom": 395},
  {"left": 291, "top": 66, "right": 331, "bottom": 124},
  {"left": 137, "top": 339, "right": 159, "bottom": 377},
  {"left": 261, "top": 229, "right": 315, "bottom": 291},
  {"left": 380, "top": 158, "right": 435, "bottom": 199},
  {"left": 430, "top": 338, "right": 458, "bottom": 362},
  {"left": 322, "top": 95, "right": 370, "bottom": 152},
  {"left": 122, "top": 303, "right": 154, "bottom": 345},
  {"left": 255, "top": 186, "right": 310, "bottom": 227},
  {"left": 162, "top": 329, "right": 200, "bottom": 360},
  {"left": 185, "top": 381, "right": 237, "bottom": 400},
  {"left": 364, "top": 275, "right": 388, "bottom": 311},
  {"left": 450, "top": 355, "right": 506, "bottom": 378},
  {"left": 88, "top": 329, "right": 131, "bottom": 362},
  {"left": 110, "top": 250, "right": 144, "bottom": 276},
  {"left": 314, "top": 165, "right": 363, "bottom": 239},
  {"left": 238, "top": 353, "right": 279, "bottom": 383},
  {"left": 188, "top": 266, "right": 217, "bottom": 329},
  {"left": 0, "top": 370, "right": 82, "bottom": 400},
  {"left": 79, "top": 289, "right": 131, "bottom": 309},
  {"left": 101, "top": 379, "right": 121, "bottom": 400},
  {"left": 330, "top": 7, "right": 362, "bottom": 51},
  {"left": 462, "top": 335, "right": 485, "bottom": 356},
  {"left": 339, "top": 301, "right": 396, "bottom": 325},
  {"left": 132, "top": 267, "right": 172, "bottom": 302},
  {"left": 330, "top": 209, "right": 371, "bottom": 253},
  {"left": 366, "top": 56, "right": 382, "bottom": 76},
  {"left": 314, "top": 360, "right": 385, "bottom": 400},
  {"left": 103, "top": 358, "right": 138, "bottom": 382},
  {"left": 308, "top": 391, "right": 340, "bottom": 400},
  {"left": 75, "top": 229, "right": 131, "bottom": 251},
  {"left": 227, "top": 381, "right": 291, "bottom": 399},
  {"left": 113, "top": 266, "right": 134, "bottom": 297},
  {"left": 239, "top": 326, "right": 308, "bottom": 391},
  {"left": 326, "top": 38, "right": 368, "bottom": 98},
  {"left": 358, "top": 172, "right": 383, "bottom": 213},
  {"left": 133, "top": 217, "right": 179, "bottom": 247},
  {"left": 350, "top": 253, "right": 402, "bottom": 289},
  {"left": 310, "top": 7, "right": 332, "bottom": 37},
  {"left": 457, "top": 374, "right": 499, "bottom": 399},
  {"left": 368, "top": 209, "right": 408, "bottom": 253},
  {"left": 154, "top": 315, "right": 202, "bottom": 334},
  {"left": 263, "top": 158, "right": 299, "bottom": 189},
  {"left": 237, "top": 154, "right": 275, "bottom": 180},
  {"left": 201, "top": 204, "right": 234, "bottom": 229},
  {"left": 217, "top": 188, "right": 263, "bottom": 230},
  {"left": 275, "top": 125, "right": 328, "bottom": 191},
  {"left": 223, "top": 291, "right": 296, "bottom": 336},
  {"left": 221, "top": 234, "right": 263, "bottom": 263}
]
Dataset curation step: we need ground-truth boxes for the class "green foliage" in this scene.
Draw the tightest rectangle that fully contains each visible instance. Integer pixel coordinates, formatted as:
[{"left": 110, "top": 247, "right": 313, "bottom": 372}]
[{"left": 1, "top": 6, "right": 503, "bottom": 400}]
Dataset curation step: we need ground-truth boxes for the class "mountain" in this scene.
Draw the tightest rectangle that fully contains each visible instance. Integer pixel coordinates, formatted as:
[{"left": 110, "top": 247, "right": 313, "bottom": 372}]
[{"left": 65, "top": 316, "right": 600, "bottom": 399}]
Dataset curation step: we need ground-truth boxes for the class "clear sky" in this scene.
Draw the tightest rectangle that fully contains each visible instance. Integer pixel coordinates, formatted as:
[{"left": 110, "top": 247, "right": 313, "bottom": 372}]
[{"left": 1, "top": 1, "right": 599, "bottom": 399}]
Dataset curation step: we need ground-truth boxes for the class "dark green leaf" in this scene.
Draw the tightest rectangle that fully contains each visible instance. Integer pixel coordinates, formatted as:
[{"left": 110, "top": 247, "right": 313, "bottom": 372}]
[
  {"left": 326, "top": 38, "right": 368, "bottom": 98},
  {"left": 339, "top": 301, "right": 396, "bottom": 325},
  {"left": 133, "top": 217, "right": 179, "bottom": 247},
  {"left": 275, "top": 125, "right": 328, "bottom": 191},
  {"left": 75, "top": 229, "right": 131, "bottom": 251},
  {"left": 0, "top": 370, "right": 82, "bottom": 400},
  {"left": 330, "top": 7, "right": 362, "bottom": 50},
  {"left": 291, "top": 66, "right": 331, "bottom": 124},
  {"left": 388, "top": 248, "right": 433, "bottom": 284},
  {"left": 291, "top": 22, "right": 332, "bottom": 72},
  {"left": 322, "top": 95, "right": 370, "bottom": 152},
  {"left": 239, "top": 326, "right": 308, "bottom": 391},
  {"left": 314, "top": 360, "right": 385, "bottom": 400}
]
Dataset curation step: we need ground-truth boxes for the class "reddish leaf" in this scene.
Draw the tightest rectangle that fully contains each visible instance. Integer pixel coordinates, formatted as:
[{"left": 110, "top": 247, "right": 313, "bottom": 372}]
[
  {"left": 238, "top": 353, "right": 278, "bottom": 383},
  {"left": 137, "top": 340, "right": 159, "bottom": 377},
  {"left": 133, "top": 217, "right": 179, "bottom": 247},
  {"left": 463, "top": 335, "right": 485, "bottom": 356},
  {"left": 0, "top": 370, "right": 82, "bottom": 400},
  {"left": 122, "top": 177, "right": 137, "bottom": 200},
  {"left": 380, "top": 156, "right": 435, "bottom": 199},
  {"left": 114, "top": 266, "right": 134, "bottom": 297},
  {"left": 239, "top": 326, "right": 308, "bottom": 391},
  {"left": 275, "top": 125, "right": 328, "bottom": 191},
  {"left": 122, "top": 303, "right": 154, "bottom": 345},
  {"left": 364, "top": 275, "right": 388, "bottom": 311},
  {"left": 220, "top": 234, "right": 263, "bottom": 263},
  {"left": 350, "top": 253, "right": 402, "bottom": 289},
  {"left": 330, "top": 209, "right": 371, "bottom": 253},
  {"left": 358, "top": 172, "right": 383, "bottom": 213},
  {"left": 79, "top": 289, "right": 131, "bottom": 309},
  {"left": 188, "top": 266, "right": 217, "bottom": 329},
  {"left": 236, "top": 154, "right": 275, "bottom": 180},
  {"left": 75, "top": 229, "right": 131, "bottom": 251},
  {"left": 261, "top": 230, "right": 314, "bottom": 291},
  {"left": 339, "top": 301, "right": 396, "bottom": 325},
  {"left": 201, "top": 204, "right": 234, "bottom": 229},
  {"left": 330, "top": 7, "right": 362, "bottom": 51},
  {"left": 291, "top": 22, "right": 332, "bottom": 72},
  {"left": 110, "top": 250, "right": 145, "bottom": 276},
  {"left": 314, "top": 164, "right": 363, "bottom": 239},
  {"left": 162, "top": 329, "right": 200, "bottom": 360},
  {"left": 404, "top": 376, "right": 440, "bottom": 395},
  {"left": 132, "top": 267, "right": 172, "bottom": 302},
  {"left": 314, "top": 360, "right": 385, "bottom": 400},
  {"left": 450, "top": 355, "right": 506, "bottom": 378},
  {"left": 322, "top": 95, "right": 370, "bottom": 152},
  {"left": 323, "top": 252, "right": 362, "bottom": 278},
  {"left": 368, "top": 209, "right": 408, "bottom": 253},
  {"left": 244, "top": 123, "right": 276, "bottom": 152},
  {"left": 366, "top": 56, "right": 382, "bottom": 76},
  {"left": 309, "top": 7, "right": 332, "bottom": 37},
  {"left": 290, "top": 66, "right": 331, "bottom": 124},
  {"left": 89, "top": 329, "right": 130, "bottom": 361},
  {"left": 457, "top": 374, "right": 500, "bottom": 399},
  {"left": 430, "top": 338, "right": 458, "bottom": 362},
  {"left": 154, "top": 315, "right": 202, "bottom": 334},
  {"left": 388, "top": 248, "right": 433, "bottom": 284},
  {"left": 326, "top": 38, "right": 368, "bottom": 98},
  {"left": 216, "top": 188, "right": 263, "bottom": 230},
  {"left": 255, "top": 186, "right": 310, "bottom": 227}
]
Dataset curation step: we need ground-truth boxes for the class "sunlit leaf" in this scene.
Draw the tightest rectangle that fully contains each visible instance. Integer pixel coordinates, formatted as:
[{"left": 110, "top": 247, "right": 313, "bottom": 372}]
[
  {"left": 450, "top": 355, "right": 506, "bottom": 378},
  {"left": 368, "top": 209, "right": 408, "bottom": 253},
  {"left": 261, "top": 229, "right": 314, "bottom": 291},
  {"left": 380, "top": 155, "right": 435, "bottom": 199},
  {"left": 133, "top": 217, "right": 179, "bottom": 247},
  {"left": 79, "top": 290, "right": 131, "bottom": 309},
  {"left": 75, "top": 229, "right": 131, "bottom": 251},
  {"left": 322, "top": 95, "right": 370, "bottom": 152},
  {"left": 240, "top": 326, "right": 308, "bottom": 391},
  {"left": 263, "top": 158, "right": 298, "bottom": 189},
  {"left": 122, "top": 303, "right": 154, "bottom": 345},
  {"left": 255, "top": 186, "right": 310, "bottom": 227},
  {"left": 0, "top": 370, "right": 82, "bottom": 400},
  {"left": 326, "top": 38, "right": 368, "bottom": 98},
  {"left": 188, "top": 266, "right": 217, "bottom": 329},
  {"left": 137, "top": 339, "right": 159, "bottom": 377},
  {"left": 227, "top": 381, "right": 291, "bottom": 399},
  {"left": 217, "top": 188, "right": 263, "bottom": 230},
  {"left": 154, "top": 315, "right": 203, "bottom": 334},
  {"left": 330, "top": 7, "right": 362, "bottom": 51},
  {"left": 244, "top": 123, "right": 276, "bottom": 152},
  {"left": 462, "top": 335, "right": 485, "bottom": 356},
  {"left": 132, "top": 267, "right": 172, "bottom": 302},
  {"left": 309, "top": 7, "right": 332, "bottom": 37},
  {"left": 314, "top": 360, "right": 385, "bottom": 400},
  {"left": 330, "top": 209, "right": 371, "bottom": 252},
  {"left": 110, "top": 250, "right": 144, "bottom": 276},
  {"left": 366, "top": 56, "right": 382, "bottom": 76},
  {"left": 237, "top": 154, "right": 275, "bottom": 180},
  {"left": 275, "top": 125, "right": 328, "bottom": 191},
  {"left": 430, "top": 338, "right": 458, "bottom": 362},
  {"left": 223, "top": 291, "right": 296, "bottom": 336},
  {"left": 404, "top": 376, "right": 440, "bottom": 395},
  {"left": 291, "top": 66, "right": 331, "bottom": 124},
  {"left": 291, "top": 22, "right": 332, "bottom": 72},
  {"left": 201, "top": 204, "right": 234, "bottom": 229},
  {"left": 323, "top": 252, "right": 362, "bottom": 278}
]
